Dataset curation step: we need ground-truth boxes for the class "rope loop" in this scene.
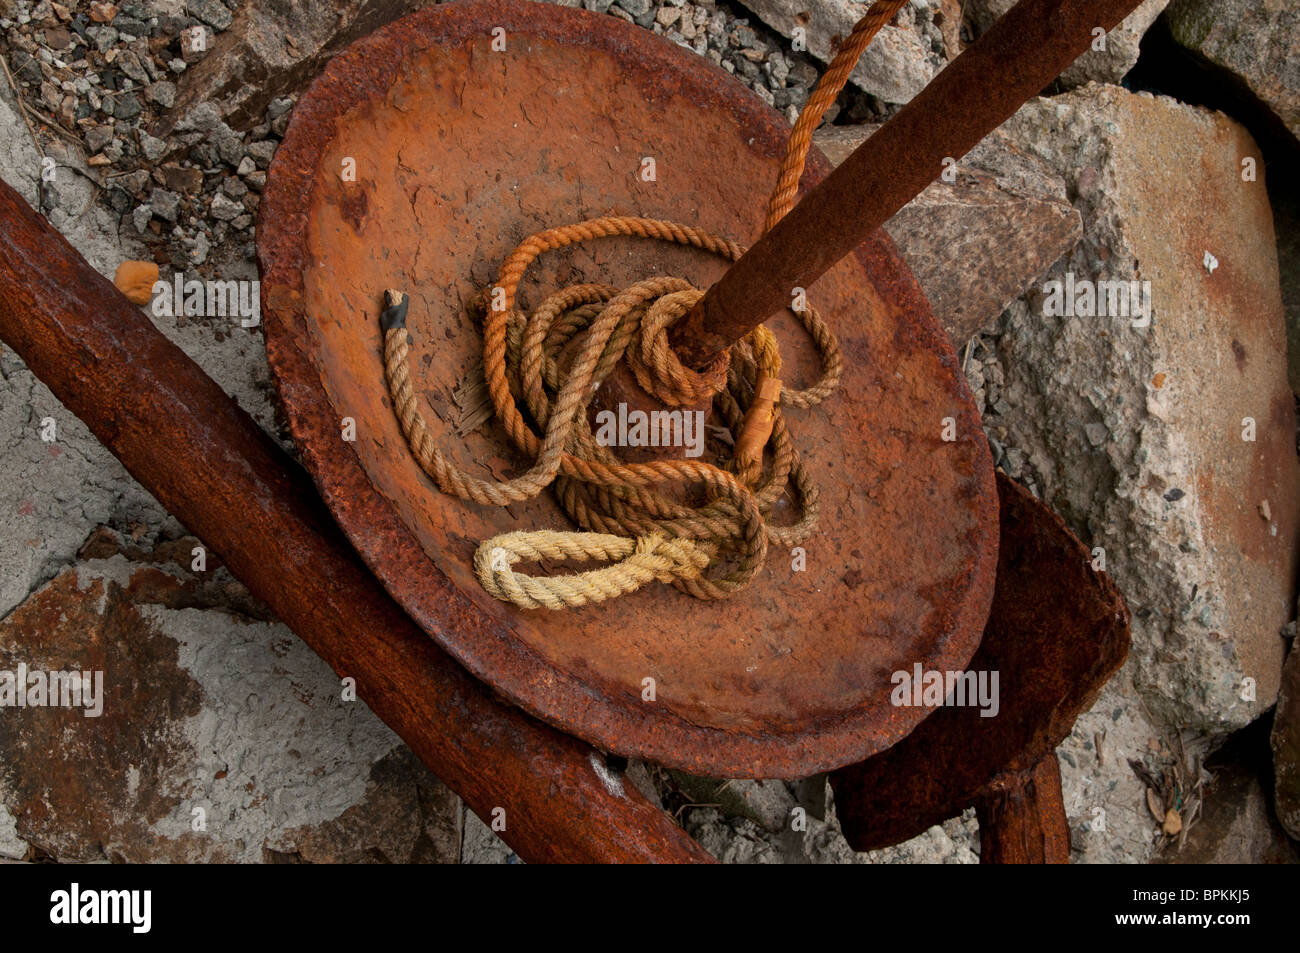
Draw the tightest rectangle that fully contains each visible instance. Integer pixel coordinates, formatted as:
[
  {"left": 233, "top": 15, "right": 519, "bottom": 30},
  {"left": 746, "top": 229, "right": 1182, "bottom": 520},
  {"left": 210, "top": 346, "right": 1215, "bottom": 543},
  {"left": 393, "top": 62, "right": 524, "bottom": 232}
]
[{"left": 380, "top": 1, "right": 908, "bottom": 609}]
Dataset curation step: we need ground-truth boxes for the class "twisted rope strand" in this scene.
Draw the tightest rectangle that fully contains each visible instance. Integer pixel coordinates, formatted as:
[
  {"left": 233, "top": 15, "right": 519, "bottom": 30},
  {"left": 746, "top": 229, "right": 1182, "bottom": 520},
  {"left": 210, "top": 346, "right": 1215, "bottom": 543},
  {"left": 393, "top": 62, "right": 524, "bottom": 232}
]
[{"left": 380, "top": 2, "right": 905, "bottom": 609}]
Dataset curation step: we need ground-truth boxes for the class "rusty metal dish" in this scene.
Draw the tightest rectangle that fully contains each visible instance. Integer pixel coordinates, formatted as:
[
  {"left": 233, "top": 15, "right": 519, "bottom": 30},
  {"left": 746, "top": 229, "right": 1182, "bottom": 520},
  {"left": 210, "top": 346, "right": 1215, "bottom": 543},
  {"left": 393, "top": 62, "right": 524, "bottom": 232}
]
[{"left": 258, "top": 0, "right": 998, "bottom": 777}]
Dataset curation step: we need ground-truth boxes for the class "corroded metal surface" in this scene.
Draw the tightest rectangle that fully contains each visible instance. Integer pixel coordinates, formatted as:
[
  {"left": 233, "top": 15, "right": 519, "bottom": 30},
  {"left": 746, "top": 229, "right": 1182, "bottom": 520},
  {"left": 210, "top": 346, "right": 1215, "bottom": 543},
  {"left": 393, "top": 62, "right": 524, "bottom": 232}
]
[
  {"left": 0, "top": 178, "right": 712, "bottom": 864},
  {"left": 975, "top": 755, "right": 1072, "bottom": 865},
  {"left": 831, "top": 473, "right": 1130, "bottom": 850},
  {"left": 671, "top": 0, "right": 1148, "bottom": 369},
  {"left": 258, "top": 0, "right": 999, "bottom": 777}
]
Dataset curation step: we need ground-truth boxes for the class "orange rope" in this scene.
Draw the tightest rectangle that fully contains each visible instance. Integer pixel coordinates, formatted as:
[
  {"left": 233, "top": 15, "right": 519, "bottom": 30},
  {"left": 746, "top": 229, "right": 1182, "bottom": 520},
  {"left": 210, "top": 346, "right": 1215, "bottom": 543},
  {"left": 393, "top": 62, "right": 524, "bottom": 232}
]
[{"left": 383, "top": 2, "right": 906, "bottom": 608}]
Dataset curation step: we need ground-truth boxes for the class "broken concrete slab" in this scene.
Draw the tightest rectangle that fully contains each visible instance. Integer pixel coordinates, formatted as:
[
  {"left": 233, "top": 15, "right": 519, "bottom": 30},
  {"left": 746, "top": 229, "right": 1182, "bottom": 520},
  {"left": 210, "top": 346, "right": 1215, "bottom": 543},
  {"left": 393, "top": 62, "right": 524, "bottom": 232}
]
[
  {"left": 0, "top": 539, "right": 461, "bottom": 862},
  {"left": 991, "top": 85, "right": 1299, "bottom": 736},
  {"left": 815, "top": 123, "right": 1082, "bottom": 346},
  {"left": 965, "top": 0, "right": 1169, "bottom": 88},
  {"left": 1166, "top": 0, "right": 1300, "bottom": 144}
]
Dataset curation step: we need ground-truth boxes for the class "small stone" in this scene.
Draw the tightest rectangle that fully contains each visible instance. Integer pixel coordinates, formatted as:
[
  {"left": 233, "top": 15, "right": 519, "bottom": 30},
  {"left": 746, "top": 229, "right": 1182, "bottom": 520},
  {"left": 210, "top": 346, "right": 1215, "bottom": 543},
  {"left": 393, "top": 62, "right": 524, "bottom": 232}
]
[
  {"left": 175, "top": 101, "right": 221, "bottom": 132},
  {"left": 147, "top": 80, "right": 176, "bottom": 108},
  {"left": 185, "top": 0, "right": 231, "bottom": 31},
  {"left": 149, "top": 186, "right": 180, "bottom": 222},
  {"left": 132, "top": 203, "right": 153, "bottom": 232},
  {"left": 113, "top": 259, "right": 159, "bottom": 304},
  {"left": 88, "top": 2, "right": 118, "bottom": 22},
  {"left": 243, "top": 170, "right": 266, "bottom": 192},
  {"left": 265, "top": 97, "right": 293, "bottom": 121},
  {"left": 139, "top": 131, "right": 167, "bottom": 161},
  {"left": 730, "top": 24, "right": 758, "bottom": 48},
  {"left": 121, "top": 168, "right": 151, "bottom": 195},
  {"left": 244, "top": 139, "right": 276, "bottom": 168},
  {"left": 84, "top": 123, "right": 114, "bottom": 153},
  {"left": 1084, "top": 422, "right": 1109, "bottom": 447},
  {"left": 162, "top": 164, "right": 203, "bottom": 193},
  {"left": 209, "top": 191, "right": 243, "bottom": 221},
  {"left": 235, "top": 155, "right": 255, "bottom": 176},
  {"left": 615, "top": 0, "right": 651, "bottom": 16},
  {"left": 1163, "top": 488, "right": 1185, "bottom": 503},
  {"left": 656, "top": 6, "right": 680, "bottom": 27},
  {"left": 112, "top": 92, "right": 141, "bottom": 119}
]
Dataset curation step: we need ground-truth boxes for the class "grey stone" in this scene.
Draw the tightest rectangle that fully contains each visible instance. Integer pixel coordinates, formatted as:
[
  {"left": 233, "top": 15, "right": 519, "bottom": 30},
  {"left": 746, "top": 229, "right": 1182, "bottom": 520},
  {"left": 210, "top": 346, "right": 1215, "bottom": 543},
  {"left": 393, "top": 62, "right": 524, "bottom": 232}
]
[
  {"left": 0, "top": 552, "right": 462, "bottom": 863},
  {"left": 149, "top": 186, "right": 180, "bottom": 221},
  {"left": 1167, "top": 0, "right": 1300, "bottom": 142},
  {"left": 208, "top": 190, "right": 242, "bottom": 220},
  {"left": 737, "top": 0, "right": 941, "bottom": 104},
  {"left": 147, "top": 80, "right": 176, "bottom": 108},
  {"left": 990, "top": 85, "right": 1299, "bottom": 736},
  {"left": 814, "top": 123, "right": 1082, "bottom": 346},
  {"left": 84, "top": 123, "right": 114, "bottom": 153},
  {"left": 164, "top": 1, "right": 433, "bottom": 131},
  {"left": 244, "top": 138, "right": 275, "bottom": 167},
  {"left": 616, "top": 0, "right": 652, "bottom": 17},
  {"left": 185, "top": 0, "right": 232, "bottom": 31},
  {"left": 139, "top": 130, "right": 167, "bottom": 161}
]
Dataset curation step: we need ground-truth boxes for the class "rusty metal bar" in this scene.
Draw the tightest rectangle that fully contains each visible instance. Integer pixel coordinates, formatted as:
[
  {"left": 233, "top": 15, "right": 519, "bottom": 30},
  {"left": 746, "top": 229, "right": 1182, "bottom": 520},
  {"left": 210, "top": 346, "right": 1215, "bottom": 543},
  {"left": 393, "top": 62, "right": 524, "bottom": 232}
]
[
  {"left": 670, "top": 0, "right": 1147, "bottom": 368},
  {"left": 975, "top": 755, "right": 1072, "bottom": 864},
  {"left": 830, "top": 473, "right": 1128, "bottom": 858},
  {"left": 0, "top": 179, "right": 712, "bottom": 865}
]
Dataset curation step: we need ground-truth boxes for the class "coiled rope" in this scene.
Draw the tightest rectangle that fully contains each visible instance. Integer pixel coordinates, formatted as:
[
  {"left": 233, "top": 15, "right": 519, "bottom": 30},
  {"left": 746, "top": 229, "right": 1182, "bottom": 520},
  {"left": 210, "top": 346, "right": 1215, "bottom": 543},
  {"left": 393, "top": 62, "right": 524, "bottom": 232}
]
[{"left": 381, "top": 1, "right": 906, "bottom": 609}]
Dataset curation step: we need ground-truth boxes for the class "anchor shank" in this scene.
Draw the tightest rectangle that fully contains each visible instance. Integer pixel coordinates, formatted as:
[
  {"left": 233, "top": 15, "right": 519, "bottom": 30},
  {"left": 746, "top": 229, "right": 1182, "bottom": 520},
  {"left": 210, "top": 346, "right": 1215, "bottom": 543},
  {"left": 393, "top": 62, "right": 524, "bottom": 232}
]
[{"left": 670, "top": 0, "right": 1147, "bottom": 369}]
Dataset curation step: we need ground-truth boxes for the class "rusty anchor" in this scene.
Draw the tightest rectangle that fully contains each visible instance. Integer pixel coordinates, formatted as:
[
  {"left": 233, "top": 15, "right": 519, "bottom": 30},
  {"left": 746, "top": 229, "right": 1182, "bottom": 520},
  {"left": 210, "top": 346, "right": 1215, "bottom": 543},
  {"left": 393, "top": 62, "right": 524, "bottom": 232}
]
[{"left": 0, "top": 0, "right": 1143, "bottom": 861}]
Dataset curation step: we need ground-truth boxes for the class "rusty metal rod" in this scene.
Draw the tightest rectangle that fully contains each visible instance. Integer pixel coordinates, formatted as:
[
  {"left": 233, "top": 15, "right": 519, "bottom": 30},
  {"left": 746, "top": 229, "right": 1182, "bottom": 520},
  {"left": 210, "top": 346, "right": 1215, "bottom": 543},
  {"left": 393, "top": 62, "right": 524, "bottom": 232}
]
[
  {"left": 0, "top": 179, "right": 711, "bottom": 865},
  {"left": 670, "top": 0, "right": 1147, "bottom": 368},
  {"left": 975, "top": 756, "right": 1072, "bottom": 864}
]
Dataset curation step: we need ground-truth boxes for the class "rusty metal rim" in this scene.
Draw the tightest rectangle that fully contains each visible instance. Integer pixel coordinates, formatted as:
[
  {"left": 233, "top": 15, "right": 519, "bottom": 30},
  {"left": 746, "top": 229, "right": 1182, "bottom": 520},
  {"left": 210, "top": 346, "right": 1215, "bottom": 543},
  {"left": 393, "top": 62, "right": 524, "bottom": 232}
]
[{"left": 258, "top": 0, "right": 998, "bottom": 778}]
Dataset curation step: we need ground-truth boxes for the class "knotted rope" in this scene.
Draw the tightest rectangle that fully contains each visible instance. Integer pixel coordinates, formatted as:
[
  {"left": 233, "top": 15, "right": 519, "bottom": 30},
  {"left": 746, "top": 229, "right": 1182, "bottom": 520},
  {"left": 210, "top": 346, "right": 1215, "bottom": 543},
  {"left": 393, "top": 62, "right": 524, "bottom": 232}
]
[{"left": 381, "top": 1, "right": 906, "bottom": 609}]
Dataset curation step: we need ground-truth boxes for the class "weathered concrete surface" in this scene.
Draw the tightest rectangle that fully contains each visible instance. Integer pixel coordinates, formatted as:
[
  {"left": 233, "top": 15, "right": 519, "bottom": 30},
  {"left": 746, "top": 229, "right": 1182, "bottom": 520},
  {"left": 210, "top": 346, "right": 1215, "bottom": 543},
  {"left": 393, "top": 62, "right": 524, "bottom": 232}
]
[
  {"left": 965, "top": 0, "right": 1169, "bottom": 87},
  {"left": 992, "top": 85, "right": 1299, "bottom": 735},
  {"left": 0, "top": 540, "right": 461, "bottom": 862},
  {"left": 815, "top": 123, "right": 1082, "bottom": 345},
  {"left": 1166, "top": 0, "right": 1300, "bottom": 143}
]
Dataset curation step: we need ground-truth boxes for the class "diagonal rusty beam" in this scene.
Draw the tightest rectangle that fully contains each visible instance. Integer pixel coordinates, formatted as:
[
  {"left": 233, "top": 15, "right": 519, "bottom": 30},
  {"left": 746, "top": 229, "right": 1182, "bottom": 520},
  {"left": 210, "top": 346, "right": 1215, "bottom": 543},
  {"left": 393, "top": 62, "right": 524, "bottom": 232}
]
[
  {"left": 671, "top": 0, "right": 1148, "bottom": 368},
  {"left": 0, "top": 179, "right": 712, "bottom": 865}
]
